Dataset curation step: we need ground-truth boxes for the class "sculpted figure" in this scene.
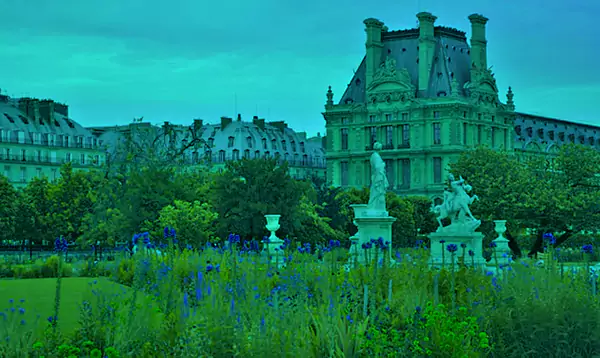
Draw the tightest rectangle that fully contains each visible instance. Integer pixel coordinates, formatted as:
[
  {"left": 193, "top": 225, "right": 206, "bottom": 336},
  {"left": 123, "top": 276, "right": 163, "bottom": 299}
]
[
  {"left": 367, "top": 142, "right": 388, "bottom": 212},
  {"left": 432, "top": 174, "right": 480, "bottom": 231}
]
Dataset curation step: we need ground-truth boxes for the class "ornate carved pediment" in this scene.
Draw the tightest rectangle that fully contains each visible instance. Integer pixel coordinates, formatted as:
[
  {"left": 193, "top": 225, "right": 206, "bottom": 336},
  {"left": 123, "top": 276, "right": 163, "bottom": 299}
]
[
  {"left": 464, "top": 67, "right": 503, "bottom": 107},
  {"left": 367, "top": 56, "right": 416, "bottom": 104}
]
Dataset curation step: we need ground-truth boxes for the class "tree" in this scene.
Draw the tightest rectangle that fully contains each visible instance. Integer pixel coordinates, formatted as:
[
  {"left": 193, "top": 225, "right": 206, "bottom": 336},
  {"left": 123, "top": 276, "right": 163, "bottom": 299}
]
[
  {"left": 449, "top": 145, "right": 600, "bottom": 257},
  {"left": 405, "top": 196, "right": 438, "bottom": 236},
  {"left": 210, "top": 158, "right": 305, "bottom": 242},
  {"left": 154, "top": 200, "right": 218, "bottom": 247},
  {"left": 14, "top": 177, "right": 52, "bottom": 245},
  {"left": 0, "top": 175, "right": 17, "bottom": 243},
  {"left": 46, "top": 164, "right": 95, "bottom": 242}
]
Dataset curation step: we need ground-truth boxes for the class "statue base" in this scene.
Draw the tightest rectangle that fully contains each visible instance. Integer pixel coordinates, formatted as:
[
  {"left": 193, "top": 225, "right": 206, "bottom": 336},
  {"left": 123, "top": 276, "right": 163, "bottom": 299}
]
[
  {"left": 349, "top": 204, "right": 396, "bottom": 265},
  {"left": 428, "top": 230, "right": 486, "bottom": 269}
]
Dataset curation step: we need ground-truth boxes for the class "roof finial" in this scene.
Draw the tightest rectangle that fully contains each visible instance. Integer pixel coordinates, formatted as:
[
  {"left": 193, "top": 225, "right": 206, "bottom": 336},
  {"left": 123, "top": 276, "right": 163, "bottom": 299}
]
[
  {"left": 326, "top": 86, "right": 334, "bottom": 106},
  {"left": 450, "top": 75, "right": 460, "bottom": 97},
  {"left": 506, "top": 86, "right": 515, "bottom": 110}
]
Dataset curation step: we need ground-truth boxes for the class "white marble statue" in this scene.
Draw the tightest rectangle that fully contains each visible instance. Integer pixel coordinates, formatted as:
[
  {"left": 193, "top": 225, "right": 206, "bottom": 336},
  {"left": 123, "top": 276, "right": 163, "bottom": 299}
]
[
  {"left": 367, "top": 142, "right": 388, "bottom": 212},
  {"left": 432, "top": 174, "right": 481, "bottom": 232}
]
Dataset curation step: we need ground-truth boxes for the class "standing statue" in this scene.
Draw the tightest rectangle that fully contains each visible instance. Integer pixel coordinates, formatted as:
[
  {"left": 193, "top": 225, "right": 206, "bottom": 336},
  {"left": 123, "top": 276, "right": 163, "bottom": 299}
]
[
  {"left": 432, "top": 174, "right": 480, "bottom": 231},
  {"left": 367, "top": 142, "right": 388, "bottom": 212}
]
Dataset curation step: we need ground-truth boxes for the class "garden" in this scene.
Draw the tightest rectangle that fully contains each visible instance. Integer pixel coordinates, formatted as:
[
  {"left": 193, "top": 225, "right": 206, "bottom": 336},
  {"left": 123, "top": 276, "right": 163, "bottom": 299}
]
[{"left": 1, "top": 134, "right": 600, "bottom": 357}]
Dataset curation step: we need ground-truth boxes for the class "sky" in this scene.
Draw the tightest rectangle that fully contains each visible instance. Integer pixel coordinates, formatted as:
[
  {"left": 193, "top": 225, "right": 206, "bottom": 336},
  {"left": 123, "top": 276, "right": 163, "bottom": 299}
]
[{"left": 0, "top": 0, "right": 598, "bottom": 137}]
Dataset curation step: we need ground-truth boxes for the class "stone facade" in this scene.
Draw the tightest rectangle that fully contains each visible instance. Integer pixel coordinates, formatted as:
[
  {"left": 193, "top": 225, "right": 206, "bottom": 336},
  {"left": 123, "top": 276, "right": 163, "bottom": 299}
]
[
  {"left": 323, "top": 12, "right": 599, "bottom": 201},
  {"left": 0, "top": 95, "right": 106, "bottom": 186},
  {"left": 91, "top": 115, "right": 326, "bottom": 180}
]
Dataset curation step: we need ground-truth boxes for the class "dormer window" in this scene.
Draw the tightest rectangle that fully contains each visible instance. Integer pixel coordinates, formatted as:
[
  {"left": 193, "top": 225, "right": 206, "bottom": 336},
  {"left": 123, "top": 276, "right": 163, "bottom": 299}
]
[
  {"left": 548, "top": 131, "right": 555, "bottom": 140},
  {"left": 526, "top": 127, "right": 533, "bottom": 137},
  {"left": 589, "top": 137, "right": 595, "bottom": 145},
  {"left": 208, "top": 138, "right": 214, "bottom": 147},
  {"left": 537, "top": 129, "right": 544, "bottom": 139},
  {"left": 271, "top": 139, "right": 277, "bottom": 150},
  {"left": 228, "top": 136, "right": 235, "bottom": 148},
  {"left": 291, "top": 140, "right": 296, "bottom": 151},
  {"left": 232, "top": 149, "right": 240, "bottom": 160},
  {"left": 246, "top": 136, "right": 253, "bottom": 148},
  {"left": 579, "top": 135, "right": 586, "bottom": 144},
  {"left": 243, "top": 149, "right": 250, "bottom": 159},
  {"left": 218, "top": 150, "right": 226, "bottom": 161},
  {"left": 568, "top": 134, "right": 575, "bottom": 143},
  {"left": 300, "top": 142, "right": 305, "bottom": 153},
  {"left": 282, "top": 140, "right": 287, "bottom": 151},
  {"left": 262, "top": 138, "right": 267, "bottom": 149},
  {"left": 558, "top": 132, "right": 564, "bottom": 141},
  {"left": 515, "top": 126, "right": 522, "bottom": 136}
]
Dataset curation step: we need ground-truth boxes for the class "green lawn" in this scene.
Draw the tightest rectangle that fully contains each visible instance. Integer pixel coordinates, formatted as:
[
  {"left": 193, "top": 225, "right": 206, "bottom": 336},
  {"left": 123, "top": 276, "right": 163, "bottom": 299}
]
[{"left": 0, "top": 277, "right": 132, "bottom": 334}]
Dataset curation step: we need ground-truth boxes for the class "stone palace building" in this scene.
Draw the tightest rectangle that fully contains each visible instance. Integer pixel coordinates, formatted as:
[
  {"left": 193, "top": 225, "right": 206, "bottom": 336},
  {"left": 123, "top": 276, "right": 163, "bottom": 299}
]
[{"left": 323, "top": 12, "right": 600, "bottom": 202}]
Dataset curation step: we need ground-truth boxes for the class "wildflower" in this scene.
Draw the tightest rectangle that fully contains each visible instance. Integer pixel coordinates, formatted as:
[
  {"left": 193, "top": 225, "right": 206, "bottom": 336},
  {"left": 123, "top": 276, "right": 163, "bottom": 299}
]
[
  {"left": 415, "top": 306, "right": 422, "bottom": 314},
  {"left": 206, "top": 264, "right": 214, "bottom": 272},
  {"left": 543, "top": 232, "right": 556, "bottom": 245},
  {"left": 485, "top": 271, "right": 494, "bottom": 276},
  {"left": 460, "top": 243, "right": 467, "bottom": 249},
  {"left": 490, "top": 242, "right": 497, "bottom": 248},
  {"left": 346, "top": 314, "right": 353, "bottom": 324},
  {"left": 446, "top": 244, "right": 458, "bottom": 253},
  {"left": 8, "top": 299, "right": 13, "bottom": 304},
  {"left": 583, "top": 244, "right": 593, "bottom": 254},
  {"left": 19, "top": 308, "right": 25, "bottom": 314},
  {"left": 54, "top": 236, "right": 68, "bottom": 252},
  {"left": 440, "top": 240, "right": 446, "bottom": 244}
]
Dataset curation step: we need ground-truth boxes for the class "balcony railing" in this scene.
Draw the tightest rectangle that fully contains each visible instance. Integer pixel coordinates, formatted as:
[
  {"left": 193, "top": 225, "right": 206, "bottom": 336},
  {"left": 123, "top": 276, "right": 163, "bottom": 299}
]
[
  {"left": 365, "top": 143, "right": 398, "bottom": 151},
  {"left": 0, "top": 154, "right": 99, "bottom": 167},
  {"left": 0, "top": 136, "right": 98, "bottom": 149},
  {"left": 202, "top": 155, "right": 326, "bottom": 169},
  {"left": 397, "top": 143, "right": 411, "bottom": 149}
]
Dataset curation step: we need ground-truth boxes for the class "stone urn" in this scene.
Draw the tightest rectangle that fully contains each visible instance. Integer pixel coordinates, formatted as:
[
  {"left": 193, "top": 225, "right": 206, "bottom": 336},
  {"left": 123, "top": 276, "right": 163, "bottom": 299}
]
[
  {"left": 492, "top": 220, "right": 511, "bottom": 260},
  {"left": 264, "top": 214, "right": 284, "bottom": 258}
]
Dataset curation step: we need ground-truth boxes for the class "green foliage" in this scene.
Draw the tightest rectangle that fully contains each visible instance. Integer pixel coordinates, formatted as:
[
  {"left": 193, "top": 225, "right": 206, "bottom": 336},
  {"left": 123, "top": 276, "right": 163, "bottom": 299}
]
[
  {"left": 15, "top": 177, "right": 52, "bottom": 244},
  {"left": 449, "top": 145, "right": 600, "bottom": 252},
  {"left": 210, "top": 158, "right": 305, "bottom": 241},
  {"left": 0, "top": 174, "right": 18, "bottom": 242},
  {"left": 155, "top": 200, "right": 218, "bottom": 246}
]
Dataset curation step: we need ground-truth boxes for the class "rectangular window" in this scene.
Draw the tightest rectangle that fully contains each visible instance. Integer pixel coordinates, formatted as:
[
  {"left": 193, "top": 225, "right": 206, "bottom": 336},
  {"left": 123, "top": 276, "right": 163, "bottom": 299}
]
[
  {"left": 36, "top": 168, "right": 42, "bottom": 177},
  {"left": 65, "top": 153, "right": 71, "bottom": 162},
  {"left": 64, "top": 136, "right": 70, "bottom": 147},
  {"left": 369, "top": 126, "right": 377, "bottom": 146},
  {"left": 401, "top": 159, "right": 411, "bottom": 189},
  {"left": 0, "top": 129, "right": 4, "bottom": 142},
  {"left": 401, "top": 113, "right": 409, "bottom": 121},
  {"left": 282, "top": 141, "right": 287, "bottom": 151},
  {"left": 385, "top": 113, "right": 392, "bottom": 122},
  {"left": 463, "top": 111, "right": 467, "bottom": 118},
  {"left": 491, "top": 127, "right": 496, "bottom": 148},
  {"left": 233, "top": 150, "right": 240, "bottom": 161},
  {"left": 341, "top": 161, "right": 349, "bottom": 186},
  {"left": 341, "top": 128, "right": 349, "bottom": 150},
  {"left": 228, "top": 137, "right": 235, "bottom": 148},
  {"left": 434, "top": 111, "right": 440, "bottom": 119},
  {"left": 433, "top": 123, "right": 441, "bottom": 145},
  {"left": 80, "top": 153, "right": 85, "bottom": 164},
  {"left": 433, "top": 157, "right": 442, "bottom": 183},
  {"left": 36, "top": 150, "right": 42, "bottom": 162},
  {"left": 20, "top": 167, "right": 26, "bottom": 182},
  {"left": 463, "top": 122, "right": 468, "bottom": 145},
  {"left": 17, "top": 131, "right": 25, "bottom": 144},
  {"left": 21, "top": 149, "right": 26, "bottom": 161},
  {"left": 401, "top": 124, "right": 410, "bottom": 148},
  {"left": 478, "top": 113, "right": 482, "bottom": 120},
  {"left": 246, "top": 137, "right": 253, "bottom": 148},
  {"left": 341, "top": 117, "right": 349, "bottom": 125},
  {"left": 477, "top": 125, "right": 482, "bottom": 144},
  {"left": 384, "top": 159, "right": 394, "bottom": 187},
  {"left": 384, "top": 126, "right": 393, "bottom": 146},
  {"left": 369, "top": 115, "right": 376, "bottom": 123},
  {"left": 271, "top": 139, "right": 277, "bottom": 150}
]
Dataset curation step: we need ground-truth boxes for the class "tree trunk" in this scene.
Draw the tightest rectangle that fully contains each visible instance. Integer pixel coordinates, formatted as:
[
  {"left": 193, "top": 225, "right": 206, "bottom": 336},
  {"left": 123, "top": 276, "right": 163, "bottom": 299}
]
[
  {"left": 527, "top": 229, "right": 574, "bottom": 257},
  {"left": 505, "top": 229, "right": 522, "bottom": 258}
]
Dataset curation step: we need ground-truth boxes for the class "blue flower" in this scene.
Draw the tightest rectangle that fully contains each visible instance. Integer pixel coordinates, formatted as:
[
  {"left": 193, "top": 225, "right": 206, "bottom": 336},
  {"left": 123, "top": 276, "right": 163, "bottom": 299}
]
[
  {"left": 490, "top": 242, "right": 497, "bottom": 248},
  {"left": 460, "top": 243, "right": 467, "bottom": 249},
  {"left": 439, "top": 240, "right": 446, "bottom": 244},
  {"left": 543, "top": 232, "right": 556, "bottom": 245},
  {"left": 582, "top": 244, "right": 593, "bottom": 254},
  {"left": 468, "top": 250, "right": 474, "bottom": 257},
  {"left": 446, "top": 244, "right": 458, "bottom": 253}
]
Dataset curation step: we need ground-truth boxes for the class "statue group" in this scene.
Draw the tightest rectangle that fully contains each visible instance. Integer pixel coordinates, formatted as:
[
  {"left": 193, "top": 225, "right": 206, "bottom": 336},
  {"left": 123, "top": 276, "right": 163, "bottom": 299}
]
[{"left": 432, "top": 174, "right": 481, "bottom": 232}]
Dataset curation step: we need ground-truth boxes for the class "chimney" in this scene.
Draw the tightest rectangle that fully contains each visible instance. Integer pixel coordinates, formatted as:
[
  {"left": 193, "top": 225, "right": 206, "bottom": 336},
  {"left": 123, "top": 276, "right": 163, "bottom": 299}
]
[
  {"left": 28, "top": 99, "right": 40, "bottom": 123},
  {"left": 468, "top": 14, "right": 489, "bottom": 70},
  {"left": 363, "top": 18, "right": 385, "bottom": 89},
  {"left": 269, "top": 121, "right": 287, "bottom": 133},
  {"left": 54, "top": 102, "right": 69, "bottom": 117},
  {"left": 417, "top": 12, "right": 437, "bottom": 92},
  {"left": 220, "top": 116, "right": 232, "bottom": 129},
  {"left": 236, "top": 114, "right": 242, "bottom": 121},
  {"left": 252, "top": 117, "right": 265, "bottom": 130},
  {"left": 193, "top": 119, "right": 203, "bottom": 128},
  {"left": 17, "top": 98, "right": 30, "bottom": 115},
  {"left": 39, "top": 100, "right": 55, "bottom": 124}
]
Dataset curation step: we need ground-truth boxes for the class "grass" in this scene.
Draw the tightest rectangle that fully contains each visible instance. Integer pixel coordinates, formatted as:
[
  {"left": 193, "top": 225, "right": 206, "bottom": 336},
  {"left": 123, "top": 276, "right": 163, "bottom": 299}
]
[{"left": 0, "top": 277, "right": 131, "bottom": 334}]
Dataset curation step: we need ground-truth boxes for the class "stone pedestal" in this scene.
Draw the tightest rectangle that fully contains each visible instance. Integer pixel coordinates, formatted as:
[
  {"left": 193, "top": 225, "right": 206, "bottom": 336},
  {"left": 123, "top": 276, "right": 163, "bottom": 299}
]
[
  {"left": 349, "top": 204, "right": 396, "bottom": 265},
  {"left": 428, "top": 230, "right": 486, "bottom": 269}
]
